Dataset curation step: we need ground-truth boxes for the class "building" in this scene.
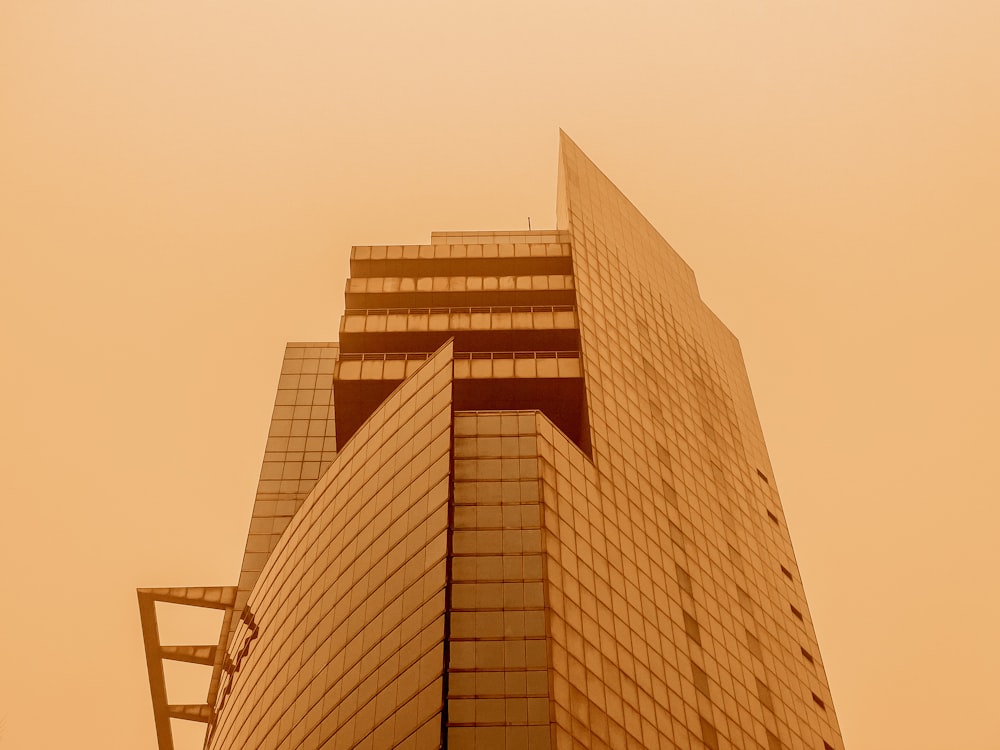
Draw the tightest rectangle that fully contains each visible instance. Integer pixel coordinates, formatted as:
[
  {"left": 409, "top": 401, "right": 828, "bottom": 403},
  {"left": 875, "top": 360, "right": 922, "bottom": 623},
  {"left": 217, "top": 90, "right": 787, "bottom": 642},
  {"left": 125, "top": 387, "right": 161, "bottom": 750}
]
[{"left": 139, "top": 132, "right": 844, "bottom": 750}]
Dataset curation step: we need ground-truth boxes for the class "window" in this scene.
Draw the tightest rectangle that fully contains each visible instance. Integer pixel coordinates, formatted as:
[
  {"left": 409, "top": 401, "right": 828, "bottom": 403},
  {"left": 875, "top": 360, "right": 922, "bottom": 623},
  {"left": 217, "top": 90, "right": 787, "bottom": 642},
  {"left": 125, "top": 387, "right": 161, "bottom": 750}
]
[
  {"left": 756, "top": 678, "right": 774, "bottom": 711},
  {"left": 683, "top": 612, "right": 701, "bottom": 646},
  {"left": 699, "top": 717, "right": 719, "bottom": 750},
  {"left": 676, "top": 564, "right": 693, "bottom": 594},
  {"left": 790, "top": 604, "right": 804, "bottom": 621},
  {"left": 737, "top": 586, "right": 753, "bottom": 609},
  {"left": 691, "top": 662, "right": 710, "bottom": 695}
]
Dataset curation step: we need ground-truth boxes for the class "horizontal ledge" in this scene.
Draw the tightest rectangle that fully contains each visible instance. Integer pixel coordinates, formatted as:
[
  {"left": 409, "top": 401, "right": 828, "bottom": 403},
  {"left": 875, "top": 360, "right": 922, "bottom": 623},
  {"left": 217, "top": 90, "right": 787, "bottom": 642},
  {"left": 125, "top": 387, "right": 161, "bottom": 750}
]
[
  {"left": 167, "top": 704, "right": 212, "bottom": 723},
  {"left": 160, "top": 644, "right": 218, "bottom": 665},
  {"left": 345, "top": 305, "right": 575, "bottom": 315},
  {"left": 136, "top": 586, "right": 237, "bottom": 609},
  {"left": 338, "top": 351, "right": 579, "bottom": 361}
]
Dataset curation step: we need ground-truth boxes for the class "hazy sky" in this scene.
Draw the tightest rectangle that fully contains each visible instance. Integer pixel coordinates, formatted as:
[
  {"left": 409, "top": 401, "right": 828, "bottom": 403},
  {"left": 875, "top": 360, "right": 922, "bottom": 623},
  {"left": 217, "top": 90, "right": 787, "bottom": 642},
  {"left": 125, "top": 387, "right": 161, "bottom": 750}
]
[{"left": 2, "top": 2, "right": 998, "bottom": 748}]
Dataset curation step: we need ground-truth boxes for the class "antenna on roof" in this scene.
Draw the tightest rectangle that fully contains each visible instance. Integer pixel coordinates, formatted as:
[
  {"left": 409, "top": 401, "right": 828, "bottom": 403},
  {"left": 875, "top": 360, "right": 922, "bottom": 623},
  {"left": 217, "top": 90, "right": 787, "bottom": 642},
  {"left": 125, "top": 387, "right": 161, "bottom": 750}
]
[{"left": 528, "top": 216, "right": 532, "bottom": 230}]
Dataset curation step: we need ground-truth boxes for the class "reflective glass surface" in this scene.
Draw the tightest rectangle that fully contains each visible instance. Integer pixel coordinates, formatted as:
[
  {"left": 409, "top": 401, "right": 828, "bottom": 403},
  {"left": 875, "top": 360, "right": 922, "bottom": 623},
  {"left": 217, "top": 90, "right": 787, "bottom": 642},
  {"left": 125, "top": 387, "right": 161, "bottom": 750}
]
[
  {"left": 553, "top": 134, "right": 843, "bottom": 749},
  {"left": 209, "top": 344, "right": 454, "bottom": 750},
  {"left": 449, "top": 411, "right": 551, "bottom": 749}
]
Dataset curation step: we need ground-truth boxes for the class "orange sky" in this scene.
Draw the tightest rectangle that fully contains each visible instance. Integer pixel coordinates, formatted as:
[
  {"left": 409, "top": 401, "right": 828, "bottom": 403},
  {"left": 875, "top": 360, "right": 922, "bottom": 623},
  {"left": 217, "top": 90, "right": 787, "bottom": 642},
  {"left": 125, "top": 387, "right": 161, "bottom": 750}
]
[{"left": 2, "top": 2, "right": 998, "bottom": 748}]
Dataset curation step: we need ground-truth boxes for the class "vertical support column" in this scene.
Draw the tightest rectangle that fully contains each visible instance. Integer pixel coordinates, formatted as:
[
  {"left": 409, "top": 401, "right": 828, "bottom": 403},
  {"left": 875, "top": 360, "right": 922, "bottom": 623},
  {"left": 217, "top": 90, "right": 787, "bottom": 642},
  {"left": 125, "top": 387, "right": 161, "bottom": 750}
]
[
  {"left": 447, "top": 411, "right": 552, "bottom": 749},
  {"left": 136, "top": 586, "right": 237, "bottom": 750}
]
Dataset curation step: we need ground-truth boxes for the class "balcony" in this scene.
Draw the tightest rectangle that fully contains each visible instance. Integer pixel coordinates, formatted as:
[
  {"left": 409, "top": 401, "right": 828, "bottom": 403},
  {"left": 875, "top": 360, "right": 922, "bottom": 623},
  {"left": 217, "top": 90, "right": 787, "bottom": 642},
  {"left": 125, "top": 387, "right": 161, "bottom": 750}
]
[
  {"left": 339, "top": 305, "right": 579, "bottom": 354},
  {"left": 349, "top": 242, "right": 572, "bottom": 278},
  {"left": 344, "top": 274, "right": 575, "bottom": 308},
  {"left": 335, "top": 350, "right": 582, "bottom": 381}
]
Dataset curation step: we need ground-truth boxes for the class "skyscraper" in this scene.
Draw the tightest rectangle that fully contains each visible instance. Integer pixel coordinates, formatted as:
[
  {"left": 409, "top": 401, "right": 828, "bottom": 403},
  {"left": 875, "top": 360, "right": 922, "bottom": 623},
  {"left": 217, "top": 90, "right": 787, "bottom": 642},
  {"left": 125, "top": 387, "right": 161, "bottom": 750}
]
[{"left": 139, "top": 132, "right": 844, "bottom": 750}]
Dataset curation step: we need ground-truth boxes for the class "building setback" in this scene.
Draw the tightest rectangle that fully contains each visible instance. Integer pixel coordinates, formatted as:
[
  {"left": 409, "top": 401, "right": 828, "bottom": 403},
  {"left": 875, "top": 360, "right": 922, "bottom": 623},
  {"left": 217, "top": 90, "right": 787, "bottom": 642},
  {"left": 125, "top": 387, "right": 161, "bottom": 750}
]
[{"left": 139, "top": 132, "right": 844, "bottom": 750}]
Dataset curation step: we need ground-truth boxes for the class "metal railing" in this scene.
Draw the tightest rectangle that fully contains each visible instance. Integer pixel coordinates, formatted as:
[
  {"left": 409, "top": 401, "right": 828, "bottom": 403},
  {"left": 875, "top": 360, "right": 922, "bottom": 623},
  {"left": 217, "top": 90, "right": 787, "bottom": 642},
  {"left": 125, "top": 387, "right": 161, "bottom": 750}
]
[
  {"left": 337, "top": 350, "right": 580, "bottom": 362},
  {"left": 342, "top": 305, "right": 575, "bottom": 316}
]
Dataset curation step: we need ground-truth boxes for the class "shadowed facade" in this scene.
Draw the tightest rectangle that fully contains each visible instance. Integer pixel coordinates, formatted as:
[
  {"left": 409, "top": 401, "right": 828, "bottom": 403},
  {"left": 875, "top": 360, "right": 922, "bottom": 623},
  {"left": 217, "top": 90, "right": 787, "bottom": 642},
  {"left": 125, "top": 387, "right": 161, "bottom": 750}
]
[{"left": 139, "top": 133, "right": 844, "bottom": 750}]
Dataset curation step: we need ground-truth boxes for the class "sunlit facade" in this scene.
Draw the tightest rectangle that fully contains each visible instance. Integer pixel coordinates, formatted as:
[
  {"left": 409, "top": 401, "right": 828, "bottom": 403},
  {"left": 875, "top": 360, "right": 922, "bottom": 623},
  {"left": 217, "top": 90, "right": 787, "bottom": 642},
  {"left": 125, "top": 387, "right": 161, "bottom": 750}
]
[{"left": 139, "top": 133, "right": 844, "bottom": 750}]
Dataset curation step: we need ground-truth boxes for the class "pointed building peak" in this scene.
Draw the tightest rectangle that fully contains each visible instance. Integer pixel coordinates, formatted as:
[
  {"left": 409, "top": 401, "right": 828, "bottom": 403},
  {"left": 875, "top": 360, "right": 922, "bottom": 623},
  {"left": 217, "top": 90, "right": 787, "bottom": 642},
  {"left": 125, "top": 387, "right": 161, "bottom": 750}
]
[{"left": 557, "top": 128, "right": 579, "bottom": 150}]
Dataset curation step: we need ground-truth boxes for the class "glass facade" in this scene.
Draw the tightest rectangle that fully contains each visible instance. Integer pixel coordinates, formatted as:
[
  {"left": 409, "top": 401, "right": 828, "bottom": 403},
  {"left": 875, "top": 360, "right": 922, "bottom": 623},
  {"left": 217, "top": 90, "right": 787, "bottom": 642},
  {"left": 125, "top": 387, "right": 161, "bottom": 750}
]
[
  {"left": 233, "top": 342, "right": 340, "bottom": 632},
  {"left": 448, "top": 411, "right": 551, "bottom": 749},
  {"left": 209, "top": 343, "right": 454, "bottom": 749},
  {"left": 553, "top": 133, "right": 842, "bottom": 749},
  {"left": 139, "top": 134, "right": 844, "bottom": 750}
]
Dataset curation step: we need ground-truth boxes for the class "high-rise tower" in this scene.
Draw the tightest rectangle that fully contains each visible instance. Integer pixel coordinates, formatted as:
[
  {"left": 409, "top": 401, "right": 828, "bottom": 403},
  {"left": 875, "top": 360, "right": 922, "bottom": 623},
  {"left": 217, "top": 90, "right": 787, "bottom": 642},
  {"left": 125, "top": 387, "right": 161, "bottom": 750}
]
[{"left": 139, "top": 133, "right": 844, "bottom": 750}]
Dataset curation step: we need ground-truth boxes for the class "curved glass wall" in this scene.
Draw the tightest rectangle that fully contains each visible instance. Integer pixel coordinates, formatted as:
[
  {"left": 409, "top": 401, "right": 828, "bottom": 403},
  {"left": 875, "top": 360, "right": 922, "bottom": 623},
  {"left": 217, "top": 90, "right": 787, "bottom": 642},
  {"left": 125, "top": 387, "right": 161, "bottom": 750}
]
[{"left": 208, "top": 343, "right": 454, "bottom": 750}]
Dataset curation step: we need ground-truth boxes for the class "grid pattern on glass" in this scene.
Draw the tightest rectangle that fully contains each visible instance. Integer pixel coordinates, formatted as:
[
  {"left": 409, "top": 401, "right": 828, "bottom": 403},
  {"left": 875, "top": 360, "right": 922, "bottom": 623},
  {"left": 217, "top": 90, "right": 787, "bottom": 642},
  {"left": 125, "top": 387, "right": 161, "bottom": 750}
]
[
  {"left": 232, "top": 342, "right": 339, "bottom": 628},
  {"left": 447, "top": 411, "right": 552, "bottom": 750},
  {"left": 208, "top": 343, "right": 455, "bottom": 750},
  {"left": 555, "top": 133, "right": 844, "bottom": 749}
]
